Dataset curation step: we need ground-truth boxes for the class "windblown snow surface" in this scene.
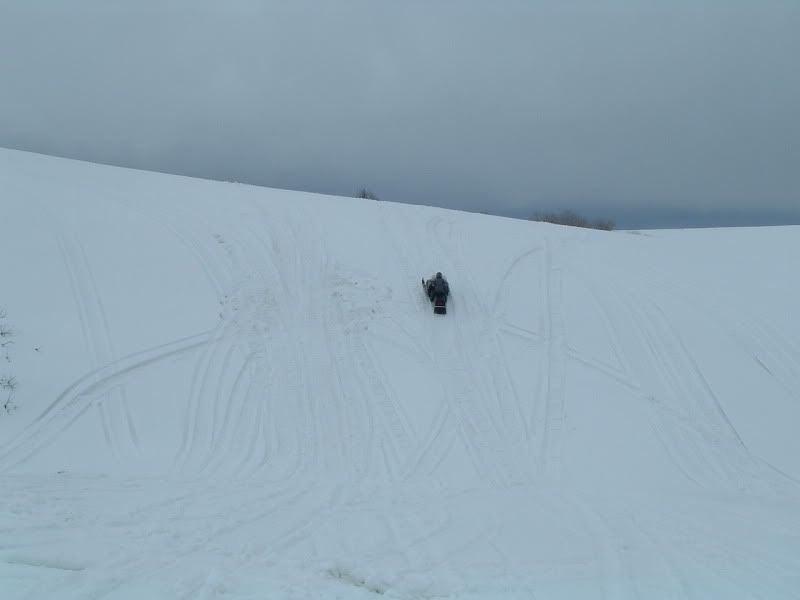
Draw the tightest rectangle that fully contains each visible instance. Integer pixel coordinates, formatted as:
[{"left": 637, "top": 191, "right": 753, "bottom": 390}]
[{"left": 1, "top": 148, "right": 799, "bottom": 599}]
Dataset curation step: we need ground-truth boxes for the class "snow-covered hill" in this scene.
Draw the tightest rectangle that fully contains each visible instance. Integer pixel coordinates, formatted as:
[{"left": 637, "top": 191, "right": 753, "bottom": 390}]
[{"left": 1, "top": 148, "right": 799, "bottom": 598}]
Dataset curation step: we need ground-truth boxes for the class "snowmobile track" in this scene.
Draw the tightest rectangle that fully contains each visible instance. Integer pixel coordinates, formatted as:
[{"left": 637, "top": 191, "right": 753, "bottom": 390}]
[
  {"left": 0, "top": 332, "right": 212, "bottom": 471},
  {"left": 59, "top": 235, "right": 139, "bottom": 458}
]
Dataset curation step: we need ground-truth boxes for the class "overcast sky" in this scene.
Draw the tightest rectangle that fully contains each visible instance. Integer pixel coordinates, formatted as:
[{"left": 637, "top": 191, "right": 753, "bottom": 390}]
[{"left": 1, "top": 1, "right": 798, "bottom": 227}]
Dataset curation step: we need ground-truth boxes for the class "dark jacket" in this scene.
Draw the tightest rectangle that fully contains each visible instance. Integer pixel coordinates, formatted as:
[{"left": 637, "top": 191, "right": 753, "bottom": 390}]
[{"left": 426, "top": 276, "right": 449, "bottom": 299}]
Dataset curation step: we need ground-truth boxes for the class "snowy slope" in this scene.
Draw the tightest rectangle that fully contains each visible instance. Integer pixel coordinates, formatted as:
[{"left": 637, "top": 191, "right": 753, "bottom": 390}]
[{"left": 1, "top": 148, "right": 799, "bottom": 599}]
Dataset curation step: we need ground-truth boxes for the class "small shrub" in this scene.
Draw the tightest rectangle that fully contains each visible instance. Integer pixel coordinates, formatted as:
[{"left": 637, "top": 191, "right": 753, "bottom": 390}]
[
  {"left": 357, "top": 188, "right": 380, "bottom": 201},
  {"left": 0, "top": 309, "right": 15, "bottom": 413},
  {"left": 0, "top": 310, "right": 12, "bottom": 362},
  {"left": 1, "top": 375, "right": 16, "bottom": 413}
]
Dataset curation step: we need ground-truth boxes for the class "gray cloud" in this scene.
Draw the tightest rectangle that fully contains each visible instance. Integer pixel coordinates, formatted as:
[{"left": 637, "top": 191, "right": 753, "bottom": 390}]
[{"left": 1, "top": 0, "right": 798, "bottom": 226}]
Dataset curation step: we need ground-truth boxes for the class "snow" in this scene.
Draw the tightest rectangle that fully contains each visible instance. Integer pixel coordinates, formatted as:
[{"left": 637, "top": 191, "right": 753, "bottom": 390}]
[{"left": 1, "top": 147, "right": 799, "bottom": 598}]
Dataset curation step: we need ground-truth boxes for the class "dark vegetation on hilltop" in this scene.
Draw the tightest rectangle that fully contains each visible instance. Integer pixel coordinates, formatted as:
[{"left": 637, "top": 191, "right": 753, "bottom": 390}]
[
  {"left": 531, "top": 210, "right": 615, "bottom": 231},
  {"left": 356, "top": 188, "right": 614, "bottom": 230},
  {"left": 357, "top": 188, "right": 380, "bottom": 201}
]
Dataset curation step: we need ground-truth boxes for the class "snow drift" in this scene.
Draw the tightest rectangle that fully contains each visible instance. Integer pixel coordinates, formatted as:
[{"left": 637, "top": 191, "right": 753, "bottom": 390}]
[{"left": 1, "top": 148, "right": 799, "bottom": 598}]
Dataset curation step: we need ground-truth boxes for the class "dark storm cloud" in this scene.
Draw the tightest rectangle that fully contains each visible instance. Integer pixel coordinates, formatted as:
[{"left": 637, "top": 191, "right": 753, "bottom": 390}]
[{"left": 1, "top": 0, "right": 798, "bottom": 226}]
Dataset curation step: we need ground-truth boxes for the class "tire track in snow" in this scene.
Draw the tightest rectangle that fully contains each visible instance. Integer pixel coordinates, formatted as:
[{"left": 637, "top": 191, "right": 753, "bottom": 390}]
[
  {"left": 322, "top": 303, "right": 375, "bottom": 484},
  {"left": 488, "top": 243, "right": 553, "bottom": 475},
  {"left": 167, "top": 220, "right": 286, "bottom": 475},
  {"left": 483, "top": 336, "right": 530, "bottom": 451},
  {"left": 375, "top": 317, "right": 467, "bottom": 484},
  {"left": 647, "top": 317, "right": 731, "bottom": 489},
  {"left": 425, "top": 215, "right": 524, "bottom": 486},
  {"left": 192, "top": 229, "right": 267, "bottom": 474},
  {"left": 199, "top": 351, "right": 257, "bottom": 475},
  {"left": 323, "top": 267, "right": 390, "bottom": 489},
  {"left": 304, "top": 208, "right": 425, "bottom": 484},
  {"left": 231, "top": 364, "right": 272, "bottom": 478},
  {"left": 561, "top": 269, "right": 641, "bottom": 391},
  {"left": 619, "top": 292, "right": 740, "bottom": 491},
  {"left": 490, "top": 246, "right": 543, "bottom": 316},
  {"left": 623, "top": 257, "right": 800, "bottom": 403},
  {"left": 425, "top": 220, "right": 498, "bottom": 486},
  {"left": 142, "top": 209, "right": 294, "bottom": 475},
  {"left": 235, "top": 218, "right": 306, "bottom": 478},
  {"left": 205, "top": 339, "right": 260, "bottom": 472},
  {"left": 160, "top": 220, "right": 239, "bottom": 472},
  {"left": 225, "top": 220, "right": 311, "bottom": 482},
  {"left": 76, "top": 243, "right": 140, "bottom": 456},
  {"left": 258, "top": 212, "right": 336, "bottom": 482},
  {"left": 56, "top": 480, "right": 324, "bottom": 600},
  {"left": 0, "top": 332, "right": 213, "bottom": 472},
  {"left": 497, "top": 312, "right": 550, "bottom": 473},
  {"left": 593, "top": 267, "right": 782, "bottom": 493},
  {"left": 381, "top": 211, "right": 519, "bottom": 487},
  {"left": 632, "top": 517, "right": 695, "bottom": 599},
  {"left": 375, "top": 207, "right": 460, "bottom": 483},
  {"left": 426, "top": 215, "right": 489, "bottom": 317},
  {"left": 58, "top": 236, "right": 139, "bottom": 459},
  {"left": 348, "top": 332, "right": 416, "bottom": 480},
  {"left": 288, "top": 342, "right": 323, "bottom": 479},
  {"left": 568, "top": 260, "right": 742, "bottom": 491},
  {"left": 327, "top": 252, "right": 417, "bottom": 481},
  {"left": 309, "top": 252, "right": 368, "bottom": 481},
  {"left": 565, "top": 350, "right": 643, "bottom": 394},
  {"left": 601, "top": 261, "right": 800, "bottom": 490},
  {"left": 538, "top": 239, "right": 567, "bottom": 480},
  {"left": 566, "top": 263, "right": 721, "bottom": 490},
  {"left": 173, "top": 320, "right": 237, "bottom": 471},
  {"left": 561, "top": 265, "right": 645, "bottom": 394},
  {"left": 376, "top": 201, "right": 431, "bottom": 316},
  {"left": 568, "top": 495, "right": 690, "bottom": 599},
  {"left": 644, "top": 503, "right": 800, "bottom": 599},
  {"left": 286, "top": 216, "right": 331, "bottom": 478},
  {"left": 93, "top": 208, "right": 254, "bottom": 475},
  {"left": 755, "top": 321, "right": 800, "bottom": 394},
  {"left": 216, "top": 246, "right": 283, "bottom": 477},
  {"left": 641, "top": 300, "right": 794, "bottom": 494},
  {"left": 237, "top": 218, "right": 338, "bottom": 482},
  {"left": 247, "top": 218, "right": 316, "bottom": 480},
  {"left": 449, "top": 217, "right": 552, "bottom": 484},
  {"left": 554, "top": 491, "right": 632, "bottom": 600},
  {"left": 113, "top": 197, "right": 229, "bottom": 299},
  {"left": 230, "top": 213, "right": 332, "bottom": 486},
  {"left": 400, "top": 399, "right": 455, "bottom": 482},
  {"left": 499, "top": 322, "right": 542, "bottom": 343}
]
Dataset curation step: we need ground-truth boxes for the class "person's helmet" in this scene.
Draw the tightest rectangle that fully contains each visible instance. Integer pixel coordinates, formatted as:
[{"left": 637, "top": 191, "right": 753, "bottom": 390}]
[{"left": 436, "top": 272, "right": 443, "bottom": 279}]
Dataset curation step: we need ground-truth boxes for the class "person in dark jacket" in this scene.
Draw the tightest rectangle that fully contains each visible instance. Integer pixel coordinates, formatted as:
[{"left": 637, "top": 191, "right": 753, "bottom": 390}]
[{"left": 425, "top": 272, "right": 450, "bottom": 303}]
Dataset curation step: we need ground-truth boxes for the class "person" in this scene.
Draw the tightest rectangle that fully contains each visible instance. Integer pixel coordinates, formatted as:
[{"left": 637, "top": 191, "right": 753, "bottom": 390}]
[{"left": 425, "top": 272, "right": 450, "bottom": 305}]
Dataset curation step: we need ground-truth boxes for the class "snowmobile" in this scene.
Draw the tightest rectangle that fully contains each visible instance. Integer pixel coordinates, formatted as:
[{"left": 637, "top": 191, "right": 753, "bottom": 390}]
[{"left": 422, "top": 273, "right": 449, "bottom": 315}]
